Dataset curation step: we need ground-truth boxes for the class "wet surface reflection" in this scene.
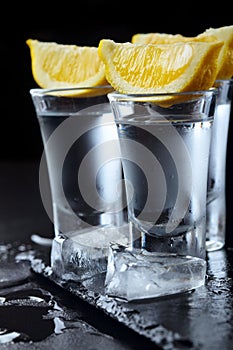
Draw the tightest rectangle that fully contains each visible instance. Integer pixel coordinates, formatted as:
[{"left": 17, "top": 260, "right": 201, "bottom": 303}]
[
  {"left": 0, "top": 243, "right": 67, "bottom": 344},
  {"left": 0, "top": 242, "right": 152, "bottom": 349},
  {"left": 1, "top": 242, "right": 233, "bottom": 349}
]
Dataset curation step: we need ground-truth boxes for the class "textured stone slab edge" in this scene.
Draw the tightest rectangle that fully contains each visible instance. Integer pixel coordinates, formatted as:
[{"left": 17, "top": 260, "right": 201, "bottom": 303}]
[{"left": 31, "top": 256, "right": 196, "bottom": 350}]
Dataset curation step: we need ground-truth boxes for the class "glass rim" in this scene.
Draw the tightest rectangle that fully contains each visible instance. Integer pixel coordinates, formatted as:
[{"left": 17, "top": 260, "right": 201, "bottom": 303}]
[
  {"left": 215, "top": 78, "right": 233, "bottom": 83},
  {"left": 29, "top": 85, "right": 113, "bottom": 96},
  {"left": 214, "top": 78, "right": 233, "bottom": 89},
  {"left": 108, "top": 87, "right": 218, "bottom": 99}
]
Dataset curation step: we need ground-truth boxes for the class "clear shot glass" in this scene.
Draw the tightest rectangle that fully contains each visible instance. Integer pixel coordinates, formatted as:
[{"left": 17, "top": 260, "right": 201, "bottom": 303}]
[
  {"left": 106, "top": 89, "right": 216, "bottom": 301},
  {"left": 30, "top": 86, "right": 128, "bottom": 281},
  {"left": 206, "top": 79, "right": 233, "bottom": 252}
]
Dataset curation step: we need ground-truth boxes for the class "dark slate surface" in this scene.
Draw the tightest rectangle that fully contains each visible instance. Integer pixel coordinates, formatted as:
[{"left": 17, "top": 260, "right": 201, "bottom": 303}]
[
  {"left": 0, "top": 242, "right": 152, "bottom": 350},
  {"left": 1, "top": 160, "right": 233, "bottom": 350},
  {"left": 30, "top": 244, "right": 233, "bottom": 350}
]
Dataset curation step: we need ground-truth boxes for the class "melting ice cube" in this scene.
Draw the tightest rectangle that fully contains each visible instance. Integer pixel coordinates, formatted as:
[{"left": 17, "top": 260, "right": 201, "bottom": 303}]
[
  {"left": 51, "top": 225, "right": 129, "bottom": 281},
  {"left": 105, "top": 244, "right": 206, "bottom": 301}
]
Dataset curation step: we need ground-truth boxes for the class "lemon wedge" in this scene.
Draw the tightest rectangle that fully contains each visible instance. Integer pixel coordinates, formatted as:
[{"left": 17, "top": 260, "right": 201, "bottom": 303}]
[
  {"left": 26, "top": 39, "right": 110, "bottom": 96},
  {"left": 98, "top": 39, "right": 223, "bottom": 97},
  {"left": 197, "top": 25, "right": 233, "bottom": 79},
  {"left": 132, "top": 25, "right": 233, "bottom": 79}
]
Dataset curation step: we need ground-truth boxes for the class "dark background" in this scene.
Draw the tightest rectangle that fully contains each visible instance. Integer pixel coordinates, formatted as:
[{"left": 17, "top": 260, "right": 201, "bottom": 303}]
[
  {"left": 0, "top": 2, "right": 232, "bottom": 245},
  {"left": 1, "top": 2, "right": 232, "bottom": 161}
]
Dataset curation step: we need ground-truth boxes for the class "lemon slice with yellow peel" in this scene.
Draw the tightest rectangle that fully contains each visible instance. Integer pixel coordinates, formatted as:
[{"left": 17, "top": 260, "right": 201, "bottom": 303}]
[
  {"left": 132, "top": 25, "right": 233, "bottom": 80},
  {"left": 26, "top": 39, "right": 111, "bottom": 96},
  {"left": 197, "top": 25, "right": 233, "bottom": 79},
  {"left": 98, "top": 39, "right": 223, "bottom": 104}
]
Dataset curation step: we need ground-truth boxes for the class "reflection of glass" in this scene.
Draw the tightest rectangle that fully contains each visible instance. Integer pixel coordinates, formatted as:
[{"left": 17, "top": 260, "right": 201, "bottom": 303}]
[
  {"left": 30, "top": 86, "right": 128, "bottom": 281},
  {"left": 206, "top": 79, "right": 233, "bottom": 252},
  {"left": 106, "top": 90, "right": 216, "bottom": 301}
]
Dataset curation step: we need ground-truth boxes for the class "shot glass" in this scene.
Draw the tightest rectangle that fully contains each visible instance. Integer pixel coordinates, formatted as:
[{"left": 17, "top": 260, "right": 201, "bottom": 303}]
[
  {"left": 30, "top": 86, "right": 128, "bottom": 281},
  {"left": 206, "top": 79, "right": 233, "bottom": 252},
  {"left": 106, "top": 89, "right": 216, "bottom": 301}
]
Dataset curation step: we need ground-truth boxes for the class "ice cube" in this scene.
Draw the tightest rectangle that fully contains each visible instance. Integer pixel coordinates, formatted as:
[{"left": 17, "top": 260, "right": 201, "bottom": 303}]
[
  {"left": 51, "top": 225, "right": 129, "bottom": 281},
  {"left": 105, "top": 244, "right": 206, "bottom": 301}
]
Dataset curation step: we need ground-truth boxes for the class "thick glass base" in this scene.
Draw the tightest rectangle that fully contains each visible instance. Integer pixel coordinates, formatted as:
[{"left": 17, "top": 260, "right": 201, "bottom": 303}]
[
  {"left": 206, "top": 240, "right": 225, "bottom": 252},
  {"left": 50, "top": 224, "right": 129, "bottom": 282},
  {"left": 129, "top": 221, "right": 206, "bottom": 260},
  {"left": 206, "top": 194, "right": 226, "bottom": 252},
  {"left": 105, "top": 244, "right": 207, "bottom": 301}
]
